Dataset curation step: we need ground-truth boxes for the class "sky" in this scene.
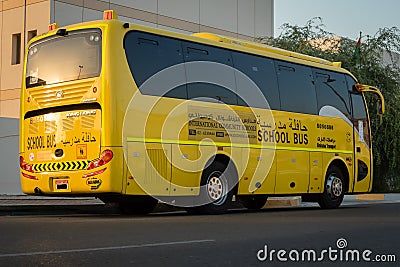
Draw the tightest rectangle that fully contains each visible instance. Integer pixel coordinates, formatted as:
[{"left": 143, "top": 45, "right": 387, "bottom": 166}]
[{"left": 274, "top": 0, "right": 400, "bottom": 40}]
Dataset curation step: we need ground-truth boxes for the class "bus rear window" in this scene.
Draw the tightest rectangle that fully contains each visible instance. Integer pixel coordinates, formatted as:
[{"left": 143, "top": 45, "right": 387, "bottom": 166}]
[{"left": 26, "top": 29, "right": 101, "bottom": 88}]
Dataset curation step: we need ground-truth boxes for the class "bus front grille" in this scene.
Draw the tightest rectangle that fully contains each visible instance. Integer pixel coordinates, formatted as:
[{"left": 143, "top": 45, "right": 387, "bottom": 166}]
[{"left": 28, "top": 79, "right": 95, "bottom": 108}]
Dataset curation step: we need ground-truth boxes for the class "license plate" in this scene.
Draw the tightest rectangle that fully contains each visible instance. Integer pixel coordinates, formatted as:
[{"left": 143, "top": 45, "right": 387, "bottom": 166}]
[{"left": 54, "top": 179, "right": 69, "bottom": 190}]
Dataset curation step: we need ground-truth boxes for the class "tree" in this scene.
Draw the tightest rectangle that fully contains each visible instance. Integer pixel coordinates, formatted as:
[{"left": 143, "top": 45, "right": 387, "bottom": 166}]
[{"left": 258, "top": 18, "right": 400, "bottom": 192}]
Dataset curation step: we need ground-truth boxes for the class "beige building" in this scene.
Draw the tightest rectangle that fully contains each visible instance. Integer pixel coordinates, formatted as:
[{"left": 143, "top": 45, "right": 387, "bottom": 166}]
[{"left": 0, "top": 0, "right": 274, "bottom": 118}]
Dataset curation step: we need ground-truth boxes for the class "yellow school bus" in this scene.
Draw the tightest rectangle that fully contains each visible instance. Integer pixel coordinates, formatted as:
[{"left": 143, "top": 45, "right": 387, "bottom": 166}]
[{"left": 19, "top": 10, "right": 384, "bottom": 214}]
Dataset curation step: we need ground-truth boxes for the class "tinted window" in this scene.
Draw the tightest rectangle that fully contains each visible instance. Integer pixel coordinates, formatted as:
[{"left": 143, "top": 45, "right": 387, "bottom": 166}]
[
  {"left": 182, "top": 42, "right": 238, "bottom": 105},
  {"left": 232, "top": 52, "right": 280, "bottom": 109},
  {"left": 345, "top": 74, "right": 368, "bottom": 120},
  {"left": 314, "top": 70, "right": 351, "bottom": 118},
  {"left": 124, "top": 31, "right": 187, "bottom": 99},
  {"left": 351, "top": 92, "right": 370, "bottom": 147},
  {"left": 345, "top": 74, "right": 357, "bottom": 94},
  {"left": 26, "top": 29, "right": 101, "bottom": 88},
  {"left": 351, "top": 93, "right": 367, "bottom": 120},
  {"left": 275, "top": 61, "right": 317, "bottom": 114},
  {"left": 346, "top": 75, "right": 370, "bottom": 145}
]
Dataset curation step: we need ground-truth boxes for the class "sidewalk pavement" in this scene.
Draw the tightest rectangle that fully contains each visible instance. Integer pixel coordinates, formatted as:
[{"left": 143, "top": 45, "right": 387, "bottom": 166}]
[
  {"left": 0, "top": 194, "right": 399, "bottom": 215},
  {"left": 0, "top": 195, "right": 107, "bottom": 215}
]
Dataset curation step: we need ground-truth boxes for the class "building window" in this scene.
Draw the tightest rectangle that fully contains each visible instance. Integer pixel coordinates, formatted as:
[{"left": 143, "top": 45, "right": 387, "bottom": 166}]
[
  {"left": 28, "top": 30, "right": 37, "bottom": 43},
  {"left": 12, "top": 33, "right": 22, "bottom": 65}
]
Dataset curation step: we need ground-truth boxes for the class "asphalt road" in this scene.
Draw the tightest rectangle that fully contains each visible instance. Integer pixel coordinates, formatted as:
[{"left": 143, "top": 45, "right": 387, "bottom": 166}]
[{"left": 0, "top": 203, "right": 399, "bottom": 267}]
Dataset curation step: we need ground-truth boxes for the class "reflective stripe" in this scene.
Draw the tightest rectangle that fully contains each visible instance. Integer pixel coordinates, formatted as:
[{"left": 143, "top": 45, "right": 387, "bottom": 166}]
[
  {"left": 32, "top": 160, "right": 91, "bottom": 172},
  {"left": 126, "top": 137, "right": 352, "bottom": 154}
]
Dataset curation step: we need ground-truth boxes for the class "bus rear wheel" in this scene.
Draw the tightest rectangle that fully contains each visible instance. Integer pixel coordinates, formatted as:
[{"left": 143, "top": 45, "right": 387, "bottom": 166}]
[
  {"left": 189, "top": 161, "right": 236, "bottom": 215},
  {"left": 239, "top": 195, "right": 268, "bottom": 210},
  {"left": 318, "top": 165, "right": 345, "bottom": 209}
]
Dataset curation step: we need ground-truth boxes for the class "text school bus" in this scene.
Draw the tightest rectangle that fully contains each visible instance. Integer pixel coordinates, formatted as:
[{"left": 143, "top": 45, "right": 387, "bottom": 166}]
[{"left": 20, "top": 11, "right": 384, "bottom": 214}]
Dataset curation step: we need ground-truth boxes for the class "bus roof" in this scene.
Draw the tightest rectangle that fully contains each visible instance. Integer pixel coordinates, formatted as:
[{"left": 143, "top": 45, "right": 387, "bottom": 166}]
[
  {"left": 37, "top": 10, "right": 354, "bottom": 79},
  {"left": 192, "top": 32, "right": 342, "bottom": 68}
]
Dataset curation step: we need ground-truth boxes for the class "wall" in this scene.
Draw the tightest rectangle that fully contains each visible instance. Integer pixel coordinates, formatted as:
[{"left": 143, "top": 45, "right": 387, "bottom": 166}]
[
  {"left": 0, "top": 1, "right": 24, "bottom": 118},
  {"left": 51, "top": 0, "right": 273, "bottom": 40},
  {"left": 0, "top": 117, "right": 21, "bottom": 194},
  {"left": 0, "top": 0, "right": 51, "bottom": 118}
]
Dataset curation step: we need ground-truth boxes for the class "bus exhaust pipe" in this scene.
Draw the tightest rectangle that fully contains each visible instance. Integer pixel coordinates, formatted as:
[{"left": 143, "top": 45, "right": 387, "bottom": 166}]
[{"left": 34, "top": 187, "right": 42, "bottom": 195}]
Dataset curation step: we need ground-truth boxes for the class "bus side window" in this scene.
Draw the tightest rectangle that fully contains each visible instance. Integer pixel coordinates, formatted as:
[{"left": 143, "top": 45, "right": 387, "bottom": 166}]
[
  {"left": 124, "top": 31, "right": 187, "bottom": 99},
  {"left": 346, "top": 73, "right": 370, "bottom": 147},
  {"left": 232, "top": 51, "right": 280, "bottom": 109},
  {"left": 314, "top": 71, "right": 351, "bottom": 119},
  {"left": 182, "top": 42, "right": 238, "bottom": 105},
  {"left": 275, "top": 61, "right": 317, "bottom": 115},
  {"left": 351, "top": 92, "right": 370, "bottom": 147}
]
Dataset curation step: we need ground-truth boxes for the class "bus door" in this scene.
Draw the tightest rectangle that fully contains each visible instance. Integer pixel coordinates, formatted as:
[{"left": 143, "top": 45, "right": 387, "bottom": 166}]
[{"left": 351, "top": 92, "right": 372, "bottom": 192}]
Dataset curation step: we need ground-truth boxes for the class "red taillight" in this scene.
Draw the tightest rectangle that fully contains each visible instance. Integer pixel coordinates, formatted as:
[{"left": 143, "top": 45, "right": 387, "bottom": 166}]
[
  {"left": 22, "top": 172, "right": 38, "bottom": 180},
  {"left": 82, "top": 168, "right": 106, "bottom": 178},
  {"left": 87, "top": 150, "right": 113, "bottom": 170},
  {"left": 20, "top": 156, "right": 37, "bottom": 179},
  {"left": 20, "top": 156, "right": 34, "bottom": 173},
  {"left": 101, "top": 150, "right": 113, "bottom": 163}
]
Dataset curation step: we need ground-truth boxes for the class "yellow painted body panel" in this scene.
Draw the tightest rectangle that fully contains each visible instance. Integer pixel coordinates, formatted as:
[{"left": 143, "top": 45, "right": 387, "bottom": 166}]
[{"left": 19, "top": 17, "right": 375, "bottom": 198}]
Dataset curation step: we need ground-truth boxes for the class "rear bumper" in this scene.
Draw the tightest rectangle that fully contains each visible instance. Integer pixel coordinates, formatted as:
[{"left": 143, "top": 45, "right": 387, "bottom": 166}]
[{"left": 20, "top": 147, "right": 125, "bottom": 195}]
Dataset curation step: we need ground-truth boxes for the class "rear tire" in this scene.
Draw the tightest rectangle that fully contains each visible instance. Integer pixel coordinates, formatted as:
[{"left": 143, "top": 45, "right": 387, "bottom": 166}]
[
  {"left": 318, "top": 165, "right": 345, "bottom": 209},
  {"left": 189, "top": 161, "right": 236, "bottom": 215},
  {"left": 239, "top": 195, "right": 268, "bottom": 210}
]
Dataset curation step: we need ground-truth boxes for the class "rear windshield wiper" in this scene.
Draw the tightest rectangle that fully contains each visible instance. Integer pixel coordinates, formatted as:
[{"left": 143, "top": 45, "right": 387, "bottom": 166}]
[{"left": 26, "top": 76, "right": 46, "bottom": 88}]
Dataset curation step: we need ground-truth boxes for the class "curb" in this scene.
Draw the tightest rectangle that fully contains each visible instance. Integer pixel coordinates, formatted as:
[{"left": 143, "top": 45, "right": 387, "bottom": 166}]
[
  {"left": 3, "top": 193, "right": 397, "bottom": 215},
  {"left": 0, "top": 204, "right": 110, "bottom": 216},
  {"left": 355, "top": 194, "right": 385, "bottom": 201},
  {"left": 264, "top": 196, "right": 301, "bottom": 208},
  {"left": 0, "top": 196, "right": 302, "bottom": 214}
]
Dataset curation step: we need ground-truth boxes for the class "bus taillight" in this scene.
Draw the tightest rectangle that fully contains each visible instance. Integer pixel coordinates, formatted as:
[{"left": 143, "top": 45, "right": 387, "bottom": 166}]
[
  {"left": 82, "top": 168, "right": 107, "bottom": 179},
  {"left": 87, "top": 149, "right": 113, "bottom": 170},
  {"left": 20, "top": 156, "right": 38, "bottom": 180},
  {"left": 20, "top": 156, "right": 34, "bottom": 173}
]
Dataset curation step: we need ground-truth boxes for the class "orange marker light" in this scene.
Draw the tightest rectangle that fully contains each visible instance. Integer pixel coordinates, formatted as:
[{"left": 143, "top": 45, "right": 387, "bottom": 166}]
[
  {"left": 103, "top": 10, "right": 118, "bottom": 20},
  {"left": 48, "top": 23, "right": 59, "bottom": 31}
]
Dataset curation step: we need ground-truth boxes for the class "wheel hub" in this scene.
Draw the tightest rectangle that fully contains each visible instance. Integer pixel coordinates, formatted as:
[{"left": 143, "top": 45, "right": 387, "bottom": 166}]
[
  {"left": 207, "top": 176, "right": 223, "bottom": 201},
  {"left": 326, "top": 174, "right": 343, "bottom": 198}
]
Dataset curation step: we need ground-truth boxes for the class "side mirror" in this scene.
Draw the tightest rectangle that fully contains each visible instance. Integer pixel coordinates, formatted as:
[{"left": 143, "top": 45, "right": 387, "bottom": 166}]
[{"left": 355, "top": 84, "right": 385, "bottom": 115}]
